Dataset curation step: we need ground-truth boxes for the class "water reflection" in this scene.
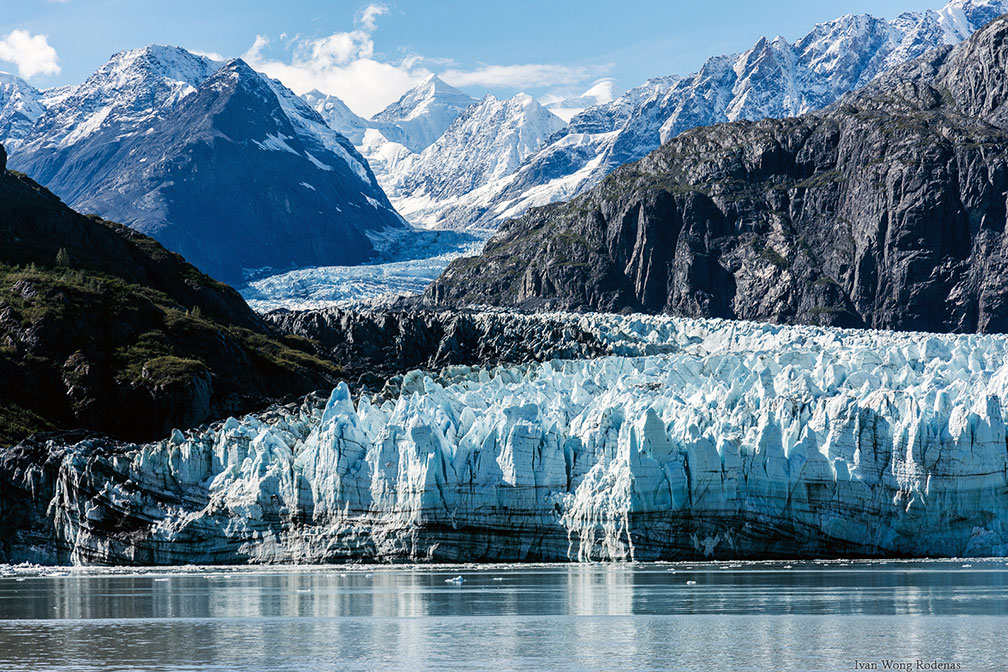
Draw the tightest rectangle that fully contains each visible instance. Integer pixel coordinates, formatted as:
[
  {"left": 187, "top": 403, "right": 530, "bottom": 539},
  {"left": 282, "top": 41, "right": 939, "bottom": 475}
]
[{"left": 0, "top": 560, "right": 1005, "bottom": 671}]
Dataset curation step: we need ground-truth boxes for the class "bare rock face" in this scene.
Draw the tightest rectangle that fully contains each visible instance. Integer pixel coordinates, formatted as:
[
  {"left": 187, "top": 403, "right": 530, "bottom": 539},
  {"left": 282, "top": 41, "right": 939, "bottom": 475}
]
[
  {"left": 427, "top": 16, "right": 1008, "bottom": 334},
  {"left": 264, "top": 308, "right": 609, "bottom": 381}
]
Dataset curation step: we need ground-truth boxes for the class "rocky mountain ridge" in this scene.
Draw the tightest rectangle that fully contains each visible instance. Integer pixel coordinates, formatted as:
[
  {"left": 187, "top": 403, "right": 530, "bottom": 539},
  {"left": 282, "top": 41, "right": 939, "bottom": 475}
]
[
  {"left": 308, "top": 0, "right": 1003, "bottom": 233},
  {"left": 427, "top": 12, "right": 1008, "bottom": 334},
  {"left": 4, "top": 46, "right": 405, "bottom": 283}
]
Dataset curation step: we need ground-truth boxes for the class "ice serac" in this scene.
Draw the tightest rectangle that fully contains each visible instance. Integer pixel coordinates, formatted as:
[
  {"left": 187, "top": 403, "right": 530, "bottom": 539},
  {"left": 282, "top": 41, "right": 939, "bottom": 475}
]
[
  {"left": 2, "top": 313, "right": 1007, "bottom": 564},
  {"left": 7, "top": 46, "right": 405, "bottom": 283}
]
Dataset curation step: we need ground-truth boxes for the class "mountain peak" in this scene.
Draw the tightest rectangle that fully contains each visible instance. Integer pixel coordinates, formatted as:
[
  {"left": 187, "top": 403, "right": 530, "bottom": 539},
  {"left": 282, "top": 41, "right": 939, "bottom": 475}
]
[
  {"left": 366, "top": 74, "right": 477, "bottom": 152},
  {"left": 372, "top": 74, "right": 475, "bottom": 124},
  {"left": 216, "top": 57, "right": 259, "bottom": 79},
  {"left": 0, "top": 72, "right": 46, "bottom": 150},
  {"left": 103, "top": 45, "right": 219, "bottom": 82},
  {"left": 542, "top": 80, "right": 619, "bottom": 122},
  {"left": 0, "top": 71, "right": 33, "bottom": 87},
  {"left": 69, "top": 44, "right": 220, "bottom": 109},
  {"left": 197, "top": 58, "right": 274, "bottom": 101},
  {"left": 581, "top": 79, "right": 618, "bottom": 102},
  {"left": 937, "top": 0, "right": 1008, "bottom": 40},
  {"left": 419, "top": 74, "right": 461, "bottom": 95}
]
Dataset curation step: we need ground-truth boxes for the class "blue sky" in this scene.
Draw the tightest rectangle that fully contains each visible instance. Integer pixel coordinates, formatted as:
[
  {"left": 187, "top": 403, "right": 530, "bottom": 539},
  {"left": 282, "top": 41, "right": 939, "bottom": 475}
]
[{"left": 2, "top": 0, "right": 945, "bottom": 117}]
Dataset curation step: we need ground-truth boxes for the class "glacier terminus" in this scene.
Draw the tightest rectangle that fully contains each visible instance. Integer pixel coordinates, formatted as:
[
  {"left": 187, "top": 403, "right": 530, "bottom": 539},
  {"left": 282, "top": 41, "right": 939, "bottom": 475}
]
[{"left": 3, "top": 312, "right": 1006, "bottom": 564}]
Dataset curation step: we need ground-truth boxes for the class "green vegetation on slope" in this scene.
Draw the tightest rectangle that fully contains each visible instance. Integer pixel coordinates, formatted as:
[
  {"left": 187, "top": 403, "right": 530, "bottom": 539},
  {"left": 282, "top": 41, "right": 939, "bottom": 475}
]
[{"left": 0, "top": 149, "right": 340, "bottom": 445}]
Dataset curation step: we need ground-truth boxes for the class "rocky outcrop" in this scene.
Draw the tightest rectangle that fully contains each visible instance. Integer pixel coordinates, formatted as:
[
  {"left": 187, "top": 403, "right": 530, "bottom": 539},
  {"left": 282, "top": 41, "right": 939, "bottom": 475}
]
[
  {"left": 264, "top": 308, "right": 609, "bottom": 382},
  {"left": 427, "top": 15, "right": 1008, "bottom": 334},
  {"left": 0, "top": 158, "right": 339, "bottom": 445}
]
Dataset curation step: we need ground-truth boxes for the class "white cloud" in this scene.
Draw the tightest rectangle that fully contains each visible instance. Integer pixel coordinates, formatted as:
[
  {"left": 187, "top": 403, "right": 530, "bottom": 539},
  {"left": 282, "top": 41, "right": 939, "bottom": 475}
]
[
  {"left": 243, "top": 4, "right": 608, "bottom": 119},
  {"left": 0, "top": 29, "right": 61, "bottom": 78},
  {"left": 243, "top": 7, "right": 419, "bottom": 118},
  {"left": 440, "top": 63, "right": 608, "bottom": 89},
  {"left": 359, "top": 4, "right": 387, "bottom": 32},
  {"left": 191, "top": 49, "right": 225, "bottom": 62}
]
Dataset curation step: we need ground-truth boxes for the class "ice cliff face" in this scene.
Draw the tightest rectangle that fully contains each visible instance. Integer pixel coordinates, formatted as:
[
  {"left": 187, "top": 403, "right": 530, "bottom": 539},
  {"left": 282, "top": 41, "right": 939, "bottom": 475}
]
[{"left": 3, "top": 313, "right": 1007, "bottom": 564}]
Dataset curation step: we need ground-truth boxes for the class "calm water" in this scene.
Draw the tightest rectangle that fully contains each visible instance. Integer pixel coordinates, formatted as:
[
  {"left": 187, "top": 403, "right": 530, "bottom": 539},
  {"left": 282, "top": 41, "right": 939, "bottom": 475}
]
[{"left": 0, "top": 560, "right": 1006, "bottom": 671}]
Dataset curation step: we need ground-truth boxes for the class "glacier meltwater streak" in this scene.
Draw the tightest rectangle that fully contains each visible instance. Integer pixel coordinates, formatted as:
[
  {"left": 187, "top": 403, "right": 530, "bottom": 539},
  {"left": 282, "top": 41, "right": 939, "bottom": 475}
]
[{"left": 7, "top": 313, "right": 1008, "bottom": 564}]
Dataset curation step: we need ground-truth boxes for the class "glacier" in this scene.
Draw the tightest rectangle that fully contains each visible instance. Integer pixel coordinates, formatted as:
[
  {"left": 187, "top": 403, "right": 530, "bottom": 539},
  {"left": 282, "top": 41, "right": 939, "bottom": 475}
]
[
  {"left": 239, "top": 228, "right": 489, "bottom": 311},
  {"left": 3, "top": 312, "right": 1007, "bottom": 564}
]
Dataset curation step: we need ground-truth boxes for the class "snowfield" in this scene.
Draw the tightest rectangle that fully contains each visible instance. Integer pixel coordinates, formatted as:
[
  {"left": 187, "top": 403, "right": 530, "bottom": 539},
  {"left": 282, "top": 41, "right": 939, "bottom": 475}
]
[{"left": 19, "top": 312, "right": 1008, "bottom": 564}]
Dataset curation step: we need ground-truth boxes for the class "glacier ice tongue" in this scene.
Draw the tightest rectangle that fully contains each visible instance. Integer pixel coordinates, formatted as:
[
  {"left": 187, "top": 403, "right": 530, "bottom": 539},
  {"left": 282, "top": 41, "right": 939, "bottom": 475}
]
[{"left": 8, "top": 312, "right": 1008, "bottom": 564}]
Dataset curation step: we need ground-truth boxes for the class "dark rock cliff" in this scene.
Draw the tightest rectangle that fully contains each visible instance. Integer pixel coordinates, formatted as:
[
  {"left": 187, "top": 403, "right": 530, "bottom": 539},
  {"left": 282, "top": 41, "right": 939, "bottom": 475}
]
[
  {"left": 0, "top": 159, "right": 339, "bottom": 445},
  {"left": 264, "top": 308, "right": 609, "bottom": 385},
  {"left": 428, "top": 15, "right": 1008, "bottom": 334}
]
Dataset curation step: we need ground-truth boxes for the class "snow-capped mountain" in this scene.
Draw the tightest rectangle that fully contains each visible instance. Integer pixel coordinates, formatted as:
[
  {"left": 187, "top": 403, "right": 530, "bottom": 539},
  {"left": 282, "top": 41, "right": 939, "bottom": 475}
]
[
  {"left": 543, "top": 79, "right": 620, "bottom": 122},
  {"left": 303, "top": 74, "right": 487, "bottom": 226},
  {"left": 304, "top": 78, "right": 566, "bottom": 228},
  {"left": 370, "top": 74, "right": 477, "bottom": 153},
  {"left": 386, "top": 93, "right": 566, "bottom": 228},
  {"left": 304, "top": 91, "right": 421, "bottom": 192},
  {"left": 6, "top": 45, "right": 405, "bottom": 282},
  {"left": 432, "top": 0, "right": 1008, "bottom": 229},
  {"left": 0, "top": 73, "right": 45, "bottom": 152},
  {"left": 307, "top": 74, "right": 479, "bottom": 159},
  {"left": 302, "top": 88, "right": 370, "bottom": 145},
  {"left": 18, "top": 46, "right": 220, "bottom": 158}
]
